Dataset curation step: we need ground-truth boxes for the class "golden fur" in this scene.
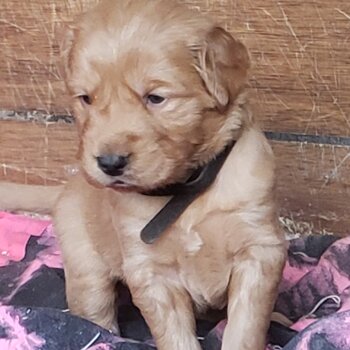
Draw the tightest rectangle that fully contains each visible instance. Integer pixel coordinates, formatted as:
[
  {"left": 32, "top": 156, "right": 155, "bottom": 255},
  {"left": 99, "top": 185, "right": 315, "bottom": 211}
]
[{"left": 0, "top": 1, "right": 286, "bottom": 349}]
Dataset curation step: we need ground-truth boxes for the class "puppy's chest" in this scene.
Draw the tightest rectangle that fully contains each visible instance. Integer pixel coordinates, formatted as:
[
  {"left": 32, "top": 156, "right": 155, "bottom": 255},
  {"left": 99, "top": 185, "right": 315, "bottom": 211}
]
[
  {"left": 116, "top": 212, "right": 232, "bottom": 310},
  {"left": 177, "top": 249, "right": 231, "bottom": 310}
]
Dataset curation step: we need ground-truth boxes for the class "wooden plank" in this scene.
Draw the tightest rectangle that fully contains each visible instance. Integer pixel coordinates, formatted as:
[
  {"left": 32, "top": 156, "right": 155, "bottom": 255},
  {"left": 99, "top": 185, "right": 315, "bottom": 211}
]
[
  {"left": 273, "top": 140, "right": 350, "bottom": 236},
  {"left": 0, "top": 0, "right": 97, "bottom": 114},
  {"left": 1, "top": 120, "right": 350, "bottom": 236},
  {"left": 0, "top": 120, "right": 78, "bottom": 185},
  {"left": 1, "top": 0, "right": 350, "bottom": 135},
  {"left": 186, "top": 0, "right": 350, "bottom": 136}
]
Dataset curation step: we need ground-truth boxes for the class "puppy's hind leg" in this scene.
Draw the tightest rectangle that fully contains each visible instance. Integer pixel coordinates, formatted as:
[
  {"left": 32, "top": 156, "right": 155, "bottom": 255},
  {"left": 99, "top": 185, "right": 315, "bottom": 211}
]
[
  {"left": 222, "top": 244, "right": 285, "bottom": 350},
  {"left": 54, "top": 197, "right": 120, "bottom": 333},
  {"left": 0, "top": 182, "right": 62, "bottom": 213}
]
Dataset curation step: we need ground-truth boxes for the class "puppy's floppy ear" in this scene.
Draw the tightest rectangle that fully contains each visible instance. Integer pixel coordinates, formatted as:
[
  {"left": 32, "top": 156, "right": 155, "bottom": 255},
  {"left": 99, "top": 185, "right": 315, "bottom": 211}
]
[{"left": 192, "top": 27, "right": 250, "bottom": 112}]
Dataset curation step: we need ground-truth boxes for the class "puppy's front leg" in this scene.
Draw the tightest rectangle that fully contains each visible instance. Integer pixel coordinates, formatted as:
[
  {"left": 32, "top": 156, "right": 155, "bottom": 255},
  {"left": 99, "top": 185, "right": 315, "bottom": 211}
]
[
  {"left": 128, "top": 275, "right": 201, "bottom": 350},
  {"left": 64, "top": 258, "right": 119, "bottom": 333},
  {"left": 223, "top": 244, "right": 285, "bottom": 350}
]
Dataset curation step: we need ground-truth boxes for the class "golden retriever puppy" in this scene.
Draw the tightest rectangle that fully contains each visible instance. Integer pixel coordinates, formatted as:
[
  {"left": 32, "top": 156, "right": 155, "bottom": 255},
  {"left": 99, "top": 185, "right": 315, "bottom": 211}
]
[{"left": 0, "top": 0, "right": 286, "bottom": 349}]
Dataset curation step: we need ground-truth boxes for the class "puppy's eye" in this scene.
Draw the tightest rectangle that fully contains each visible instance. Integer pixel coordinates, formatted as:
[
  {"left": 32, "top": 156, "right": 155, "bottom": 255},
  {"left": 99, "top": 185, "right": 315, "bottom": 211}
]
[
  {"left": 78, "top": 95, "right": 92, "bottom": 105},
  {"left": 146, "top": 94, "right": 165, "bottom": 105}
]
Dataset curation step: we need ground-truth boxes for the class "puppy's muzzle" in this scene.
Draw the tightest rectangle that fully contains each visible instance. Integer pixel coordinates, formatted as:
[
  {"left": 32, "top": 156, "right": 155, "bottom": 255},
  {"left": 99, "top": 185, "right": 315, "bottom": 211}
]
[{"left": 96, "top": 154, "right": 128, "bottom": 176}]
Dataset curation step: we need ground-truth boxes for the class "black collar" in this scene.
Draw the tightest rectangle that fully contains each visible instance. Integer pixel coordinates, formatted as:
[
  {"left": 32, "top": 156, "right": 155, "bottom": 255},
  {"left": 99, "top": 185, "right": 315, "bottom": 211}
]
[{"left": 140, "top": 140, "right": 236, "bottom": 244}]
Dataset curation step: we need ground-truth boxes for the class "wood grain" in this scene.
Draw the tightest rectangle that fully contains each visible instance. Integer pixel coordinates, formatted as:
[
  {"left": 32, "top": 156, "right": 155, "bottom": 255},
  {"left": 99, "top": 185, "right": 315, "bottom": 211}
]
[
  {"left": 0, "top": 0, "right": 97, "bottom": 114},
  {"left": 273, "top": 140, "right": 350, "bottom": 236},
  {"left": 1, "top": 120, "right": 350, "bottom": 236},
  {"left": 1, "top": 0, "right": 350, "bottom": 135},
  {"left": 0, "top": 120, "right": 78, "bottom": 185},
  {"left": 185, "top": 0, "right": 350, "bottom": 136}
]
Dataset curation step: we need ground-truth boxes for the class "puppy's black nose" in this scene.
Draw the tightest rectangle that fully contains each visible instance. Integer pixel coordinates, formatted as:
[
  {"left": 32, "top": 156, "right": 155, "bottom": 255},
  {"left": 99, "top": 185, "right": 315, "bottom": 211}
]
[{"left": 96, "top": 154, "right": 128, "bottom": 176}]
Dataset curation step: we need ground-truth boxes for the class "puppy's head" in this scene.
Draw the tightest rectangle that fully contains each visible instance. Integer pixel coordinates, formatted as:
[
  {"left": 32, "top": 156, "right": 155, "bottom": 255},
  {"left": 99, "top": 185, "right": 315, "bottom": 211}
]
[{"left": 63, "top": 0, "right": 250, "bottom": 192}]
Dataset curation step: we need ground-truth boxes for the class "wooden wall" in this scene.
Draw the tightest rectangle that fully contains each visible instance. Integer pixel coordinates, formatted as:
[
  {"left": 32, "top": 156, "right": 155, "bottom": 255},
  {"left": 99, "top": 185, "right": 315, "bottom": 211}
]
[{"left": 1, "top": 0, "right": 350, "bottom": 235}]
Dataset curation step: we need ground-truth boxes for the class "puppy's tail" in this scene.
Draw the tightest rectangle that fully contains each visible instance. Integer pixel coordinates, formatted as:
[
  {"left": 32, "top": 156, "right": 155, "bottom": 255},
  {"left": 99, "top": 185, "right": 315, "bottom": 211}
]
[{"left": 0, "top": 182, "right": 63, "bottom": 214}]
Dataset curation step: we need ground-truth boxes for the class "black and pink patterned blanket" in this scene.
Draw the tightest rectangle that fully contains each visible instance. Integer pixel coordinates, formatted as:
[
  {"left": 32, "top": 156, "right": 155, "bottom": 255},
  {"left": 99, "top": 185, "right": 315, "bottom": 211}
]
[{"left": 1, "top": 211, "right": 350, "bottom": 350}]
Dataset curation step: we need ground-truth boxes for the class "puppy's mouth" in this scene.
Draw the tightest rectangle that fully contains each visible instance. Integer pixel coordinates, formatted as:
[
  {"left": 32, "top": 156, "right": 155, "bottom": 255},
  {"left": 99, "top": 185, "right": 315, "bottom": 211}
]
[
  {"left": 108, "top": 179, "right": 136, "bottom": 191},
  {"left": 111, "top": 179, "right": 128, "bottom": 186}
]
